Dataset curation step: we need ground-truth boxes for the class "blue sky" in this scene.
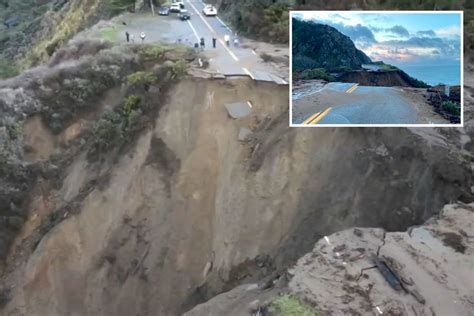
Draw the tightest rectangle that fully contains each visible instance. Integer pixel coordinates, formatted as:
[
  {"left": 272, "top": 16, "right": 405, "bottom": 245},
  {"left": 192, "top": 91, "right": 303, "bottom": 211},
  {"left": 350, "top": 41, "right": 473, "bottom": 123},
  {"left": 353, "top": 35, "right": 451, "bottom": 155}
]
[{"left": 293, "top": 12, "right": 462, "bottom": 66}]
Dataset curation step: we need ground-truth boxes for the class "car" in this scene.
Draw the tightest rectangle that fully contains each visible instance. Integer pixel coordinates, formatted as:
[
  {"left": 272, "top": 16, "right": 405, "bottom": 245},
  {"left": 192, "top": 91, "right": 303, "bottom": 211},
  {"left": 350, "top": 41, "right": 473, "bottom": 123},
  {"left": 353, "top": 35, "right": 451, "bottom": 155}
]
[
  {"left": 158, "top": 6, "right": 170, "bottom": 15},
  {"left": 170, "top": 3, "right": 184, "bottom": 12},
  {"left": 202, "top": 5, "right": 217, "bottom": 16},
  {"left": 4, "top": 17, "right": 20, "bottom": 28},
  {"left": 178, "top": 9, "right": 191, "bottom": 21}
]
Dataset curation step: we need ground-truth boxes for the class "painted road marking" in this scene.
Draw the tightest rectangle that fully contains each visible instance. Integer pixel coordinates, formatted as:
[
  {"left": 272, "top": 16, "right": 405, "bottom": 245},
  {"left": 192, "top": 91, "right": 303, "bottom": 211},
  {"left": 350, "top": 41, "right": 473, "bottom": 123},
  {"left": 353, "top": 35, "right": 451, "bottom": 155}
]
[
  {"left": 218, "top": 38, "right": 239, "bottom": 61},
  {"left": 302, "top": 111, "right": 322, "bottom": 124},
  {"left": 345, "top": 84, "right": 359, "bottom": 94},
  {"left": 186, "top": 20, "right": 201, "bottom": 42},
  {"left": 251, "top": 49, "right": 257, "bottom": 56},
  {"left": 309, "top": 107, "right": 332, "bottom": 124},
  {"left": 247, "top": 101, "right": 253, "bottom": 108},
  {"left": 242, "top": 67, "right": 255, "bottom": 79},
  {"left": 187, "top": 0, "right": 216, "bottom": 34},
  {"left": 216, "top": 16, "right": 233, "bottom": 33}
]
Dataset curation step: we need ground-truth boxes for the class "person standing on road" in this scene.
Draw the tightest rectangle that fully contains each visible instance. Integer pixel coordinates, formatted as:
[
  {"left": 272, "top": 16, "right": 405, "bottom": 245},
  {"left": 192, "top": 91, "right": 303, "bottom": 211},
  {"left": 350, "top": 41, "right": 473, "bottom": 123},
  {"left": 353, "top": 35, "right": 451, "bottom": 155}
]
[
  {"left": 212, "top": 37, "right": 217, "bottom": 48},
  {"left": 140, "top": 32, "right": 146, "bottom": 42},
  {"left": 224, "top": 34, "right": 230, "bottom": 47},
  {"left": 200, "top": 37, "right": 205, "bottom": 50},
  {"left": 233, "top": 37, "right": 239, "bottom": 47},
  {"left": 125, "top": 31, "right": 130, "bottom": 42}
]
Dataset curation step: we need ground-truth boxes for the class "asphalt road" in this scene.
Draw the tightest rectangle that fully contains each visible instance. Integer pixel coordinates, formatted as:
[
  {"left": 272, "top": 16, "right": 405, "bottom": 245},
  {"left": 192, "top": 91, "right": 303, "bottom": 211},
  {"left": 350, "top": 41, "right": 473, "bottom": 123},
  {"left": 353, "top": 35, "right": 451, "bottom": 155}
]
[
  {"left": 292, "top": 82, "right": 435, "bottom": 125},
  {"left": 117, "top": 1, "right": 287, "bottom": 84}
]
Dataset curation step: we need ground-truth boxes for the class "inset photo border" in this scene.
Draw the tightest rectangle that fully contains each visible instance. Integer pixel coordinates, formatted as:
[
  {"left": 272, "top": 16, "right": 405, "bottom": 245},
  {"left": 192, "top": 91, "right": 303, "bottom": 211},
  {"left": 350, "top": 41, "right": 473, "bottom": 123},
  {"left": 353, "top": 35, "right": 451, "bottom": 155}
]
[{"left": 289, "top": 11, "right": 464, "bottom": 127}]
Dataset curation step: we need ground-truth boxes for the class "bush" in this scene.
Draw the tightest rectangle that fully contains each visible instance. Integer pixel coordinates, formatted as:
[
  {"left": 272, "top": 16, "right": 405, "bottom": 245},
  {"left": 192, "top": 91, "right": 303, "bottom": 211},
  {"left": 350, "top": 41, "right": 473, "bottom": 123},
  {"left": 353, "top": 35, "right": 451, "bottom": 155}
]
[
  {"left": 171, "top": 60, "right": 187, "bottom": 78},
  {"left": 299, "top": 68, "right": 334, "bottom": 81},
  {"left": 269, "top": 295, "right": 319, "bottom": 316},
  {"left": 134, "top": 44, "right": 168, "bottom": 60},
  {"left": 0, "top": 57, "right": 19, "bottom": 79},
  {"left": 441, "top": 100, "right": 461, "bottom": 117},
  {"left": 123, "top": 95, "right": 141, "bottom": 115},
  {"left": 127, "top": 71, "right": 157, "bottom": 86}
]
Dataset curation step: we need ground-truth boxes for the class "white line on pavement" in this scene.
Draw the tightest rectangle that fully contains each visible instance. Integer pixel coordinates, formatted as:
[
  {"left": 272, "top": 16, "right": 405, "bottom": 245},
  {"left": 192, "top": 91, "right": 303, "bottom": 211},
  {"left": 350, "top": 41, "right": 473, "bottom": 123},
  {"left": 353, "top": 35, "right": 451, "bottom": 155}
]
[
  {"left": 216, "top": 16, "right": 233, "bottom": 33},
  {"left": 242, "top": 67, "right": 255, "bottom": 80},
  {"left": 251, "top": 49, "right": 257, "bottom": 56},
  {"left": 187, "top": 0, "right": 216, "bottom": 34},
  {"left": 218, "top": 38, "right": 239, "bottom": 61},
  {"left": 187, "top": 20, "right": 201, "bottom": 42}
]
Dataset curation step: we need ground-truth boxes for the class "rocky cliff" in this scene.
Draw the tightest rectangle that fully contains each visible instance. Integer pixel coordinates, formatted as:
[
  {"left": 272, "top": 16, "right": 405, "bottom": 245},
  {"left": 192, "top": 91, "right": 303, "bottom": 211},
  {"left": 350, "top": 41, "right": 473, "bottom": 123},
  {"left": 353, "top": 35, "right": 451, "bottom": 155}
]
[{"left": 292, "top": 18, "right": 372, "bottom": 72}]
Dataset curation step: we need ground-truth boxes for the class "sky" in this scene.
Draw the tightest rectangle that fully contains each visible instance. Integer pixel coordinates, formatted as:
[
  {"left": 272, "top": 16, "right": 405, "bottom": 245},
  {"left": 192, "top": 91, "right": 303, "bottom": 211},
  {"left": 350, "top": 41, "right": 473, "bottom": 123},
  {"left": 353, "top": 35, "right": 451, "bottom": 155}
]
[{"left": 293, "top": 12, "right": 462, "bottom": 67}]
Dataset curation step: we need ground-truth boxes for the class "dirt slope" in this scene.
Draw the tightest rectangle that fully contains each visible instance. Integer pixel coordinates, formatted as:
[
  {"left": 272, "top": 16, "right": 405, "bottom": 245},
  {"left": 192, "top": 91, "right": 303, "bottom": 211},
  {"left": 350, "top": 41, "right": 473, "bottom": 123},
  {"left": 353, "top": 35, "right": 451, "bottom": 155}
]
[
  {"left": 0, "top": 67, "right": 472, "bottom": 315},
  {"left": 185, "top": 202, "right": 474, "bottom": 316}
]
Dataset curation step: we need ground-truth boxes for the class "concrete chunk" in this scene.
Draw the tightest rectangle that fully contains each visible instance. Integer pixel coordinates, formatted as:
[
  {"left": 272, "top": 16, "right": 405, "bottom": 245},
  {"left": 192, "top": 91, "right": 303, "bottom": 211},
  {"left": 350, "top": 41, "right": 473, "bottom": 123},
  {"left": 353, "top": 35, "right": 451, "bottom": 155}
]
[
  {"left": 225, "top": 102, "right": 252, "bottom": 119},
  {"left": 238, "top": 128, "right": 252, "bottom": 142}
]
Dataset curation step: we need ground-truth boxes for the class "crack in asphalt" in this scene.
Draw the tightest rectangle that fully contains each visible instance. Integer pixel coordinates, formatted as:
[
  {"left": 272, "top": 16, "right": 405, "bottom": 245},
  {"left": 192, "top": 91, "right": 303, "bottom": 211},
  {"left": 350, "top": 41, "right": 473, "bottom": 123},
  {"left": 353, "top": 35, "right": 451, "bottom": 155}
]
[{"left": 376, "top": 230, "right": 387, "bottom": 257}]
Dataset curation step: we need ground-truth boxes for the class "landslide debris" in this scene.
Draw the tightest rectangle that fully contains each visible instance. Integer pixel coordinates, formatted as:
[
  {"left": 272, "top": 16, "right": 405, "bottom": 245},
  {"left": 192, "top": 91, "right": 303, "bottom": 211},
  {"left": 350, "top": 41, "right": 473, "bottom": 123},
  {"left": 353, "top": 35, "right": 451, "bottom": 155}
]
[{"left": 186, "top": 202, "right": 474, "bottom": 316}]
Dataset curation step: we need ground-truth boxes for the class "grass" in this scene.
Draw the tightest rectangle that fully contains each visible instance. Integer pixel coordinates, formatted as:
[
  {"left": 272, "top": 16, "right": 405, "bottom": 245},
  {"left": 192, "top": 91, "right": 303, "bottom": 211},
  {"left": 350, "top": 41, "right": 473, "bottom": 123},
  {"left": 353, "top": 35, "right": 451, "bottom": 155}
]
[
  {"left": 101, "top": 27, "right": 121, "bottom": 42},
  {"left": 127, "top": 71, "right": 157, "bottom": 85},
  {"left": 270, "top": 295, "right": 319, "bottom": 316}
]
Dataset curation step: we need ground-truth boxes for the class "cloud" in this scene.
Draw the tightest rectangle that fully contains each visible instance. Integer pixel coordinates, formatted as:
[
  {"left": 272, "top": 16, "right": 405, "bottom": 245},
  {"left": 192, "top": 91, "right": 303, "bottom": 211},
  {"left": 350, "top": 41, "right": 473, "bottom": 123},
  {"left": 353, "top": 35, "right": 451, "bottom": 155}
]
[
  {"left": 417, "top": 30, "right": 436, "bottom": 37},
  {"left": 322, "top": 21, "right": 377, "bottom": 45},
  {"left": 435, "top": 25, "right": 461, "bottom": 37},
  {"left": 387, "top": 25, "right": 410, "bottom": 37}
]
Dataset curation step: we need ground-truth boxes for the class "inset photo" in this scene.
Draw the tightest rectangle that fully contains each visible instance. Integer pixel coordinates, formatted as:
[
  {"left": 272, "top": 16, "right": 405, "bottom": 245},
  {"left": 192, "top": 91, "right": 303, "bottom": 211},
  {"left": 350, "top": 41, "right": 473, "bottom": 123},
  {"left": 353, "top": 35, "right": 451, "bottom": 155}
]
[{"left": 290, "top": 11, "right": 463, "bottom": 127}]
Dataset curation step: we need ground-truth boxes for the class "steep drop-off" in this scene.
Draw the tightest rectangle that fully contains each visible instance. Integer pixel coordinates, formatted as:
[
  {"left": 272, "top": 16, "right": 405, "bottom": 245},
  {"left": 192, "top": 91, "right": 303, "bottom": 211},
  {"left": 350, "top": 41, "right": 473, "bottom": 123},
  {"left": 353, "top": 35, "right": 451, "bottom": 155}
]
[{"left": 0, "top": 42, "right": 472, "bottom": 315}]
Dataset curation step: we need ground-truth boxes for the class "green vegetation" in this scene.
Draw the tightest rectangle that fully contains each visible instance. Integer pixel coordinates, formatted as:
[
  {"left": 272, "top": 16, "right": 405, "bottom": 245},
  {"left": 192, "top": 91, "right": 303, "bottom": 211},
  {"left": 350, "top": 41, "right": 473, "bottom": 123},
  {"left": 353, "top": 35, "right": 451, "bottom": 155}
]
[
  {"left": 108, "top": 0, "right": 136, "bottom": 13},
  {"left": 123, "top": 95, "right": 141, "bottom": 114},
  {"left": 441, "top": 100, "right": 461, "bottom": 117},
  {"left": 378, "top": 63, "right": 399, "bottom": 71},
  {"left": 127, "top": 71, "right": 157, "bottom": 85},
  {"left": 134, "top": 44, "right": 168, "bottom": 61},
  {"left": 101, "top": 27, "right": 121, "bottom": 42},
  {"left": 7, "top": 123, "right": 23, "bottom": 140},
  {"left": 0, "top": 57, "right": 19, "bottom": 79},
  {"left": 297, "top": 68, "right": 334, "bottom": 81},
  {"left": 269, "top": 295, "right": 319, "bottom": 316},
  {"left": 171, "top": 60, "right": 187, "bottom": 79}
]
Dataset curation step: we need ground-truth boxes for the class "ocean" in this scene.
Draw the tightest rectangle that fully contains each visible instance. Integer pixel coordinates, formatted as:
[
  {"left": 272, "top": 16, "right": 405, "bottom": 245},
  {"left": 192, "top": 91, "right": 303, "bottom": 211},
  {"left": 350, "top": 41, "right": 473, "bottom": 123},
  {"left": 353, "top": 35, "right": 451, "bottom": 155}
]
[{"left": 397, "top": 64, "right": 461, "bottom": 86}]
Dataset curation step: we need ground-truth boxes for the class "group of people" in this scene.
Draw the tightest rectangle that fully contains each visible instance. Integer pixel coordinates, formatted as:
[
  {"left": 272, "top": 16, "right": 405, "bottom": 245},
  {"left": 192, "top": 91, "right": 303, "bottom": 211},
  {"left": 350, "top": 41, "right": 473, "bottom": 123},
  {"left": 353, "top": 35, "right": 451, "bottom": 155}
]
[
  {"left": 195, "top": 34, "right": 239, "bottom": 50},
  {"left": 124, "top": 31, "right": 239, "bottom": 50},
  {"left": 125, "top": 31, "right": 146, "bottom": 43}
]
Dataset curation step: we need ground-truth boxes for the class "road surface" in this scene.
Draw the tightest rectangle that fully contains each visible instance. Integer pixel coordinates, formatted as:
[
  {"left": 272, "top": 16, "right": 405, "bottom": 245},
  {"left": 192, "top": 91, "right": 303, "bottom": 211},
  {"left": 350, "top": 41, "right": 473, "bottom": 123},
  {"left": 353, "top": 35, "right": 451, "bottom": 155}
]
[
  {"left": 292, "top": 82, "right": 448, "bottom": 125},
  {"left": 104, "top": 0, "right": 287, "bottom": 85}
]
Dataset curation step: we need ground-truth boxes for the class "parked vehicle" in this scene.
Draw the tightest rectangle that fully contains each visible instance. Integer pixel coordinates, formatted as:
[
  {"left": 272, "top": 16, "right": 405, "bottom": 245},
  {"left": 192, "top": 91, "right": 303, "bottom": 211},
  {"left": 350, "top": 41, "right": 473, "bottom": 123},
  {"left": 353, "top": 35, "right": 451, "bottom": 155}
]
[
  {"left": 202, "top": 5, "right": 217, "bottom": 16},
  {"left": 158, "top": 6, "right": 170, "bottom": 15},
  {"left": 178, "top": 9, "right": 191, "bottom": 21},
  {"left": 170, "top": 3, "right": 184, "bottom": 12}
]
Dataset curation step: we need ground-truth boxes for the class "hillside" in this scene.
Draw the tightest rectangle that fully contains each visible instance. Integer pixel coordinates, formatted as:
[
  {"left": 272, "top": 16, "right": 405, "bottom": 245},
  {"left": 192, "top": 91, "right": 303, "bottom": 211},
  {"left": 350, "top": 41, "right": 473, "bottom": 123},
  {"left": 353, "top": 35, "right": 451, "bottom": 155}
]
[{"left": 292, "top": 18, "right": 372, "bottom": 72}]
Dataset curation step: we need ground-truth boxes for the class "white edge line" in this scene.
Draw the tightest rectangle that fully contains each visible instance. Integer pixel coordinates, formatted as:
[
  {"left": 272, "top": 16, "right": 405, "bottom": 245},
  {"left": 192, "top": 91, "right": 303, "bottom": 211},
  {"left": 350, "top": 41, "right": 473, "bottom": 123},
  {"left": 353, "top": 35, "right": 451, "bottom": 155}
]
[
  {"left": 247, "top": 101, "right": 253, "bottom": 108},
  {"left": 289, "top": 11, "right": 464, "bottom": 128},
  {"left": 242, "top": 67, "right": 255, "bottom": 80},
  {"left": 186, "top": 20, "right": 200, "bottom": 42},
  {"left": 216, "top": 16, "right": 233, "bottom": 33},
  {"left": 187, "top": 0, "right": 216, "bottom": 34}
]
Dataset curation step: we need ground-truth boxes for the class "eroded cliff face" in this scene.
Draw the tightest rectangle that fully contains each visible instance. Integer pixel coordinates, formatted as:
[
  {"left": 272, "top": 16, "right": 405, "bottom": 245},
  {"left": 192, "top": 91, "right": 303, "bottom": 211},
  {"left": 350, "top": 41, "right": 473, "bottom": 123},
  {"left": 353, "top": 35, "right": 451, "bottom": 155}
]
[{"left": 0, "top": 45, "right": 472, "bottom": 315}]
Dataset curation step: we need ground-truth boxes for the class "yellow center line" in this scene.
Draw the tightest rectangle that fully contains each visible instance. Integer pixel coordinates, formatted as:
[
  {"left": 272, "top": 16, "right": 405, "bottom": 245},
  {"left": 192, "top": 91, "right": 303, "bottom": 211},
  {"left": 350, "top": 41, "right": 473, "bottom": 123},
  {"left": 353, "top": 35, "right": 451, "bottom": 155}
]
[
  {"left": 345, "top": 84, "right": 359, "bottom": 94},
  {"left": 309, "top": 107, "right": 332, "bottom": 124},
  {"left": 302, "top": 111, "right": 322, "bottom": 124}
]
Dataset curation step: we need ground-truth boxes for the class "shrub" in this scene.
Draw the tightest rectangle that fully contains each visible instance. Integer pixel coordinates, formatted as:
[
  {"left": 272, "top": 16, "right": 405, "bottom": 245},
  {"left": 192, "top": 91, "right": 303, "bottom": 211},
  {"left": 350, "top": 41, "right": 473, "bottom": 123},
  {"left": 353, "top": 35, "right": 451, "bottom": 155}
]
[
  {"left": 300, "top": 68, "right": 334, "bottom": 81},
  {"left": 127, "top": 71, "right": 157, "bottom": 86},
  {"left": 171, "top": 60, "right": 187, "bottom": 78},
  {"left": 123, "top": 95, "right": 141, "bottom": 115},
  {"left": 269, "top": 295, "right": 319, "bottom": 316},
  {"left": 135, "top": 44, "right": 168, "bottom": 60},
  {"left": 0, "top": 57, "right": 19, "bottom": 79},
  {"left": 441, "top": 100, "right": 461, "bottom": 117},
  {"left": 7, "top": 123, "right": 23, "bottom": 140}
]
